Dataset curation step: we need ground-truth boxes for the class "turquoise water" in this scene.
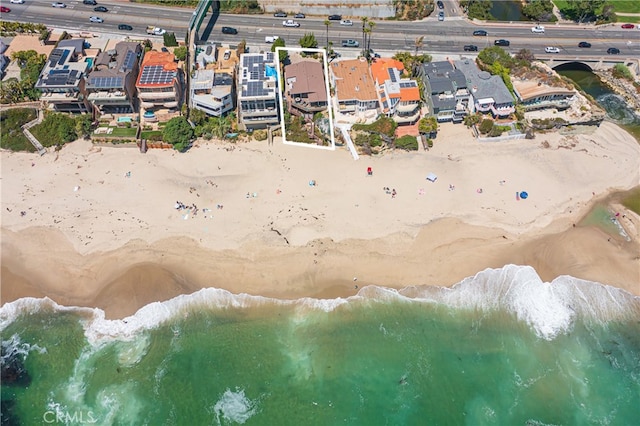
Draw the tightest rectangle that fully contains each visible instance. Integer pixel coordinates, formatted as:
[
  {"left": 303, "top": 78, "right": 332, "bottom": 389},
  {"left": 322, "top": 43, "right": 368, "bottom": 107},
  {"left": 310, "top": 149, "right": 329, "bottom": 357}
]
[
  {"left": 85, "top": 58, "right": 94, "bottom": 69},
  {"left": 2, "top": 266, "right": 640, "bottom": 425}
]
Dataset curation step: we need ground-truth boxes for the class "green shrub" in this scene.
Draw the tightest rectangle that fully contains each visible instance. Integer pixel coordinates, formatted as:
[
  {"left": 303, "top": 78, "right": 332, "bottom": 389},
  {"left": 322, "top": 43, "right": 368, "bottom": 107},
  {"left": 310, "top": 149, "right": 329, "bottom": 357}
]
[
  {"left": 0, "top": 108, "right": 38, "bottom": 152},
  {"left": 479, "top": 118, "right": 494, "bottom": 134},
  {"left": 612, "top": 64, "right": 633, "bottom": 81},
  {"left": 252, "top": 129, "right": 267, "bottom": 141},
  {"left": 394, "top": 135, "right": 418, "bottom": 151},
  {"left": 30, "top": 112, "right": 78, "bottom": 147},
  {"left": 163, "top": 32, "right": 178, "bottom": 47}
]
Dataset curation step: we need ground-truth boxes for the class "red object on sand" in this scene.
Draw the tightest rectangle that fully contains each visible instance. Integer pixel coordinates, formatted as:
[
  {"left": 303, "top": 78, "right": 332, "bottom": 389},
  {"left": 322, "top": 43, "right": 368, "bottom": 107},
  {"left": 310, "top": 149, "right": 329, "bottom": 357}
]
[{"left": 367, "top": 167, "right": 372, "bottom": 176}]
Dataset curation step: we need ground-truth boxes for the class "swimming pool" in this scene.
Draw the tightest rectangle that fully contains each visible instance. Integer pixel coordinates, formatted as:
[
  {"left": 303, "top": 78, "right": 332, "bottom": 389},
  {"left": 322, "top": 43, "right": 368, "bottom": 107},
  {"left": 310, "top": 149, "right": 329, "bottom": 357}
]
[{"left": 84, "top": 57, "right": 94, "bottom": 68}]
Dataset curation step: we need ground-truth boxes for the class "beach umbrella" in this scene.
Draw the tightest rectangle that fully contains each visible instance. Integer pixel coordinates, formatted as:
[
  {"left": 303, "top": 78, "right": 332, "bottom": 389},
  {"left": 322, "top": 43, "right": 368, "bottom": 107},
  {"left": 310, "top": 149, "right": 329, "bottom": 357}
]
[{"left": 520, "top": 191, "right": 528, "bottom": 199}]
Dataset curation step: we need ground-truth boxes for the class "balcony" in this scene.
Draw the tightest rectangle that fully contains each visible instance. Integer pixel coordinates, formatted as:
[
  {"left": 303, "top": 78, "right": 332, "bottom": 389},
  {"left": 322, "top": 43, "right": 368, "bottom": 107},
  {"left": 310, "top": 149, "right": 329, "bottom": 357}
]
[
  {"left": 138, "top": 91, "right": 178, "bottom": 101},
  {"left": 396, "top": 103, "right": 420, "bottom": 114},
  {"left": 88, "top": 91, "right": 128, "bottom": 102},
  {"left": 41, "top": 92, "right": 80, "bottom": 101},
  {"left": 394, "top": 109, "right": 420, "bottom": 124},
  {"left": 490, "top": 104, "right": 515, "bottom": 117}
]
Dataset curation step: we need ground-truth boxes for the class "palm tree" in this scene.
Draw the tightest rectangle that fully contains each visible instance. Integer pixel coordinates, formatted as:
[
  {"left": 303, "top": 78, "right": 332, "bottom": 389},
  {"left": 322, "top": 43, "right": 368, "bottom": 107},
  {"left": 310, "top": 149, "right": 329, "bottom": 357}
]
[
  {"left": 323, "top": 19, "right": 331, "bottom": 50},
  {"left": 361, "top": 17, "right": 369, "bottom": 56},
  {"left": 366, "top": 20, "right": 376, "bottom": 54},
  {"left": 414, "top": 36, "right": 424, "bottom": 56}
]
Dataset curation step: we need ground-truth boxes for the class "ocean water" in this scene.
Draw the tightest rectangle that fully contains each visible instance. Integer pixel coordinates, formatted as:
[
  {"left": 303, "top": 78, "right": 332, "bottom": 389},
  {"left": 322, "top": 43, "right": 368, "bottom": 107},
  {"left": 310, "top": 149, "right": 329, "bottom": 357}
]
[{"left": 2, "top": 265, "right": 639, "bottom": 425}]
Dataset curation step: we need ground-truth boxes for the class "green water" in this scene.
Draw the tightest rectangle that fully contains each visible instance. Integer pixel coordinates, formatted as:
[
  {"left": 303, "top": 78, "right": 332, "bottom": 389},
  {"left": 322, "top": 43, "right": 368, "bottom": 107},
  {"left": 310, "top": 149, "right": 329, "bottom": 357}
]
[
  {"left": 490, "top": 0, "right": 525, "bottom": 21},
  {"left": 2, "top": 270, "right": 640, "bottom": 425},
  {"left": 556, "top": 68, "right": 640, "bottom": 141},
  {"left": 579, "top": 204, "right": 628, "bottom": 238}
]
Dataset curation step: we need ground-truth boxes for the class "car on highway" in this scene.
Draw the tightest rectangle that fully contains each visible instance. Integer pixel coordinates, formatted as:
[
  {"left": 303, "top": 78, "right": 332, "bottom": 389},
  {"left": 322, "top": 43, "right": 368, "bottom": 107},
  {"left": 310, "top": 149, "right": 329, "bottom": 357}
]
[
  {"left": 438, "top": 11, "right": 445, "bottom": 21},
  {"left": 531, "top": 25, "right": 545, "bottom": 33},
  {"left": 437, "top": 1, "right": 444, "bottom": 9},
  {"left": 10, "top": 0, "right": 25, "bottom": 4},
  {"left": 118, "top": 24, "right": 133, "bottom": 31},
  {"left": 83, "top": 0, "right": 97, "bottom": 4},
  {"left": 473, "top": 29, "right": 488, "bottom": 36},
  {"left": 89, "top": 16, "right": 103, "bottom": 23},
  {"left": 264, "top": 35, "right": 279, "bottom": 43},
  {"left": 367, "top": 49, "right": 381, "bottom": 58},
  {"left": 273, "top": 11, "right": 287, "bottom": 18},
  {"left": 51, "top": 2, "right": 66, "bottom": 7},
  {"left": 494, "top": 39, "right": 510, "bottom": 46},
  {"left": 328, "top": 15, "right": 342, "bottom": 21},
  {"left": 294, "top": 13, "right": 305, "bottom": 19},
  {"left": 578, "top": 41, "right": 591, "bottom": 48},
  {"left": 621, "top": 23, "right": 634, "bottom": 29},
  {"left": 94, "top": 6, "right": 107, "bottom": 12},
  {"left": 607, "top": 47, "right": 620, "bottom": 54},
  {"left": 0, "top": 6, "right": 10, "bottom": 13},
  {"left": 282, "top": 20, "right": 300, "bottom": 27},
  {"left": 221, "top": 26, "right": 238, "bottom": 35},
  {"left": 544, "top": 46, "right": 560, "bottom": 53},
  {"left": 341, "top": 39, "right": 359, "bottom": 48},
  {"left": 463, "top": 44, "right": 478, "bottom": 52},
  {"left": 340, "top": 19, "right": 353, "bottom": 26}
]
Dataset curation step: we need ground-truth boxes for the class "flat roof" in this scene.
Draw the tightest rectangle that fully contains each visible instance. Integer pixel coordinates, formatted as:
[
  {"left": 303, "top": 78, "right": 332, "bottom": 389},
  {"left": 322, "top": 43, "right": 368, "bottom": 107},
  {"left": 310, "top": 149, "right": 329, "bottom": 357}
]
[
  {"left": 513, "top": 80, "right": 575, "bottom": 102},
  {"left": 331, "top": 58, "right": 377, "bottom": 102}
]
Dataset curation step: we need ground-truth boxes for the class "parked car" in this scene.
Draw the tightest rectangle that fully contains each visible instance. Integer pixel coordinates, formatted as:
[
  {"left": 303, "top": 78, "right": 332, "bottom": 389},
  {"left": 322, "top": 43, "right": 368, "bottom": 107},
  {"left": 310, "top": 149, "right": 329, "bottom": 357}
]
[
  {"left": 89, "top": 16, "right": 103, "bottom": 23},
  {"left": 340, "top": 19, "right": 353, "bottom": 26},
  {"left": 607, "top": 47, "right": 620, "bottom": 54},
  {"left": 341, "top": 39, "right": 359, "bottom": 48},
  {"left": 161, "top": 47, "right": 169, "bottom": 53},
  {"left": 494, "top": 39, "right": 510, "bottom": 46},
  {"left": 367, "top": 49, "right": 381, "bottom": 58},
  {"left": 578, "top": 41, "right": 591, "bottom": 48},
  {"left": 621, "top": 23, "right": 634, "bottom": 29},
  {"left": 0, "top": 6, "right": 10, "bottom": 12},
  {"left": 118, "top": 24, "right": 133, "bottom": 31},
  {"left": 294, "top": 13, "right": 305, "bottom": 19},
  {"left": 10, "top": 0, "right": 25, "bottom": 4},
  {"left": 282, "top": 20, "right": 300, "bottom": 27},
  {"left": 328, "top": 14, "right": 342, "bottom": 21},
  {"left": 273, "top": 11, "right": 287, "bottom": 18},
  {"left": 221, "top": 26, "right": 238, "bottom": 35},
  {"left": 51, "top": 2, "right": 66, "bottom": 7},
  {"left": 223, "top": 50, "right": 231, "bottom": 60},
  {"left": 544, "top": 46, "right": 560, "bottom": 53},
  {"left": 473, "top": 29, "right": 487, "bottom": 36},
  {"left": 94, "top": 6, "right": 107, "bottom": 12},
  {"left": 83, "top": 0, "right": 97, "bottom": 4},
  {"left": 438, "top": 11, "right": 445, "bottom": 21},
  {"left": 264, "top": 35, "right": 279, "bottom": 43},
  {"left": 463, "top": 44, "right": 478, "bottom": 52},
  {"left": 531, "top": 25, "right": 545, "bottom": 33},
  {"left": 437, "top": 0, "right": 444, "bottom": 9}
]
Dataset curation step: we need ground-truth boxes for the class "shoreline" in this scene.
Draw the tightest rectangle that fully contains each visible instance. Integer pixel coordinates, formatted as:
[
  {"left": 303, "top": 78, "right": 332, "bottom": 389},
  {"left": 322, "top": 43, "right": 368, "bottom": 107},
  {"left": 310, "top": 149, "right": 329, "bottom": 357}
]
[{"left": 2, "top": 121, "right": 639, "bottom": 319}]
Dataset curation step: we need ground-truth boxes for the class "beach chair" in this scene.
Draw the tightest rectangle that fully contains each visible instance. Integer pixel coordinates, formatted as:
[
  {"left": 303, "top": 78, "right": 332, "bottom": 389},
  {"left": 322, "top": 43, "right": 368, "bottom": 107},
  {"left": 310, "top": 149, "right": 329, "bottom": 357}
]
[{"left": 367, "top": 167, "right": 373, "bottom": 176}]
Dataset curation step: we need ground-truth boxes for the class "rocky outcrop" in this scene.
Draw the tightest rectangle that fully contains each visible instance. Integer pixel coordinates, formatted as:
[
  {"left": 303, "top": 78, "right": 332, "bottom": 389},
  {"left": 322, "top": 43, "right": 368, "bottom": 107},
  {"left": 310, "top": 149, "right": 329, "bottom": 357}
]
[{"left": 594, "top": 70, "right": 640, "bottom": 119}]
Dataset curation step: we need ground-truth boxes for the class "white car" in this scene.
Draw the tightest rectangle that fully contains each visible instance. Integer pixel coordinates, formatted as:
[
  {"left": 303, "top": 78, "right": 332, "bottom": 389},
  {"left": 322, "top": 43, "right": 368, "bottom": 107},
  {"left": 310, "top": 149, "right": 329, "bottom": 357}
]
[
  {"left": 531, "top": 25, "right": 545, "bottom": 33},
  {"left": 545, "top": 46, "right": 560, "bottom": 53},
  {"left": 89, "top": 16, "right": 103, "bottom": 23},
  {"left": 51, "top": 2, "right": 66, "bottom": 7},
  {"left": 265, "top": 35, "right": 279, "bottom": 43},
  {"left": 340, "top": 19, "right": 353, "bottom": 26},
  {"left": 282, "top": 20, "right": 300, "bottom": 27},
  {"left": 10, "top": 0, "right": 25, "bottom": 4}
]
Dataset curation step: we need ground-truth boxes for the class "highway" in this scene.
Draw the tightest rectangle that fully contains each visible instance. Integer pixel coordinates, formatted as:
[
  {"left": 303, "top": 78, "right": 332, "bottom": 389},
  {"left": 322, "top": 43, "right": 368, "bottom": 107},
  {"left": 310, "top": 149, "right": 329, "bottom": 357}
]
[{"left": 3, "top": 0, "right": 639, "bottom": 58}]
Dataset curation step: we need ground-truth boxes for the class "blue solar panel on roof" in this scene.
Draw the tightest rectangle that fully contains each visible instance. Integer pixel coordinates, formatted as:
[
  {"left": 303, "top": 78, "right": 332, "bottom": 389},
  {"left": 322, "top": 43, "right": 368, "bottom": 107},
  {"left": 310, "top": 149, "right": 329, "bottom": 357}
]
[
  {"left": 123, "top": 50, "right": 136, "bottom": 71},
  {"left": 388, "top": 68, "right": 397, "bottom": 83},
  {"left": 58, "top": 49, "right": 70, "bottom": 66}
]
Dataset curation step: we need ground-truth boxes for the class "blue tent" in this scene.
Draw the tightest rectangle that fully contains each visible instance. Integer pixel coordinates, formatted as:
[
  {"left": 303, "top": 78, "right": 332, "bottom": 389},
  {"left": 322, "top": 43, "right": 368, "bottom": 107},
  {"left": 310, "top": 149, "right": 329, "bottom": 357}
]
[{"left": 520, "top": 191, "right": 528, "bottom": 199}]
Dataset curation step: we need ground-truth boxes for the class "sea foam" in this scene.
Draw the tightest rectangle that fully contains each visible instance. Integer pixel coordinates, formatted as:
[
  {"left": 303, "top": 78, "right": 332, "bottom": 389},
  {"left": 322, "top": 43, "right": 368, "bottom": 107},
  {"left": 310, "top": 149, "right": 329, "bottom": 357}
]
[
  {"left": 212, "top": 388, "right": 258, "bottom": 425},
  {"left": 1, "top": 266, "right": 638, "bottom": 344}
]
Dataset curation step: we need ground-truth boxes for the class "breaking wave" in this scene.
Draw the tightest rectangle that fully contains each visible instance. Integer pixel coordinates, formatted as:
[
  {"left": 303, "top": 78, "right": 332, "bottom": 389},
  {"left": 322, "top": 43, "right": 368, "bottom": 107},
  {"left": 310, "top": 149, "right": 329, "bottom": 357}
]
[{"left": 1, "top": 265, "right": 638, "bottom": 343}]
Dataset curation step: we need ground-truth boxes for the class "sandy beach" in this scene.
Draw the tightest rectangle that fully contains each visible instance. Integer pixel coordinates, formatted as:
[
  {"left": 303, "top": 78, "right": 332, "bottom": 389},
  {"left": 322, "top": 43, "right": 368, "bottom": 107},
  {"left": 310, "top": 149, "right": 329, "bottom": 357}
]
[{"left": 2, "top": 121, "right": 639, "bottom": 318}]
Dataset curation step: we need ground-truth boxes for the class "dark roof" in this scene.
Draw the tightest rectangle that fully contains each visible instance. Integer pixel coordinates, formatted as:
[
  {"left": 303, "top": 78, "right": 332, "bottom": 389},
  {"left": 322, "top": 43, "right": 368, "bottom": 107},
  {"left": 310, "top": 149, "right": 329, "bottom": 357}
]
[
  {"left": 428, "top": 76, "right": 454, "bottom": 95},
  {"left": 421, "top": 61, "right": 454, "bottom": 75},
  {"left": 57, "top": 39, "right": 85, "bottom": 56},
  {"left": 88, "top": 42, "right": 141, "bottom": 90},
  {"left": 431, "top": 94, "right": 456, "bottom": 111}
]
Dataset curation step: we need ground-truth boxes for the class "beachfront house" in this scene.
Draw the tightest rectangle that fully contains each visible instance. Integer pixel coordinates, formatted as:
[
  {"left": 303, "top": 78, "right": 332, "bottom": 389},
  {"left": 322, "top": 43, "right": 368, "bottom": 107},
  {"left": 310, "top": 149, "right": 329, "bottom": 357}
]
[
  {"left": 330, "top": 58, "right": 379, "bottom": 120},
  {"left": 237, "top": 52, "right": 279, "bottom": 130},
  {"left": 190, "top": 45, "right": 237, "bottom": 117},
  {"left": 417, "top": 61, "right": 470, "bottom": 123},
  {"left": 454, "top": 59, "right": 515, "bottom": 118},
  {"left": 35, "top": 39, "right": 92, "bottom": 114},
  {"left": 284, "top": 60, "right": 328, "bottom": 118},
  {"left": 136, "top": 50, "right": 183, "bottom": 123},
  {"left": 370, "top": 58, "right": 421, "bottom": 125},
  {"left": 86, "top": 41, "right": 142, "bottom": 116},
  {"left": 513, "top": 80, "right": 575, "bottom": 112}
]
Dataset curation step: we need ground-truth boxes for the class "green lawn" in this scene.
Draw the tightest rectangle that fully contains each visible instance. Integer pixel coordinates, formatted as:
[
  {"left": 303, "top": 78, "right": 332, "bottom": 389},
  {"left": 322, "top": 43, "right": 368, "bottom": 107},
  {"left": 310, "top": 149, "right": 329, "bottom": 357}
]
[
  {"left": 553, "top": 0, "right": 640, "bottom": 15},
  {"left": 140, "top": 130, "right": 163, "bottom": 140},
  {"left": 617, "top": 15, "right": 640, "bottom": 23},
  {"left": 109, "top": 127, "right": 137, "bottom": 137},
  {"left": 0, "top": 108, "right": 37, "bottom": 152}
]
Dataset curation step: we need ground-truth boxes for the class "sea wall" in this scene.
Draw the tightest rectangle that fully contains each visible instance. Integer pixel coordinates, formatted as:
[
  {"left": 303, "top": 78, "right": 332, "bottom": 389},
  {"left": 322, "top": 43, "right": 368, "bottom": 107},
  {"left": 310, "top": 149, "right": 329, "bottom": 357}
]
[{"left": 257, "top": 0, "right": 396, "bottom": 18}]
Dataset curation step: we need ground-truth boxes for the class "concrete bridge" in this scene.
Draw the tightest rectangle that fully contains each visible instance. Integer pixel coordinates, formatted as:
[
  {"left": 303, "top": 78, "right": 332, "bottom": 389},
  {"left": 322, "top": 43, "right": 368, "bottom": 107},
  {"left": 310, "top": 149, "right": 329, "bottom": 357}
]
[{"left": 536, "top": 55, "right": 640, "bottom": 75}]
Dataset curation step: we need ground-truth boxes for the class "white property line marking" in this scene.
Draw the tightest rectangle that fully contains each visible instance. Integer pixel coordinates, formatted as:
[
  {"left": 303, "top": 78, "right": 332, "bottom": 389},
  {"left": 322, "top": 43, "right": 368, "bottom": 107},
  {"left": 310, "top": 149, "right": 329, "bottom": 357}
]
[{"left": 275, "top": 46, "right": 336, "bottom": 151}]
